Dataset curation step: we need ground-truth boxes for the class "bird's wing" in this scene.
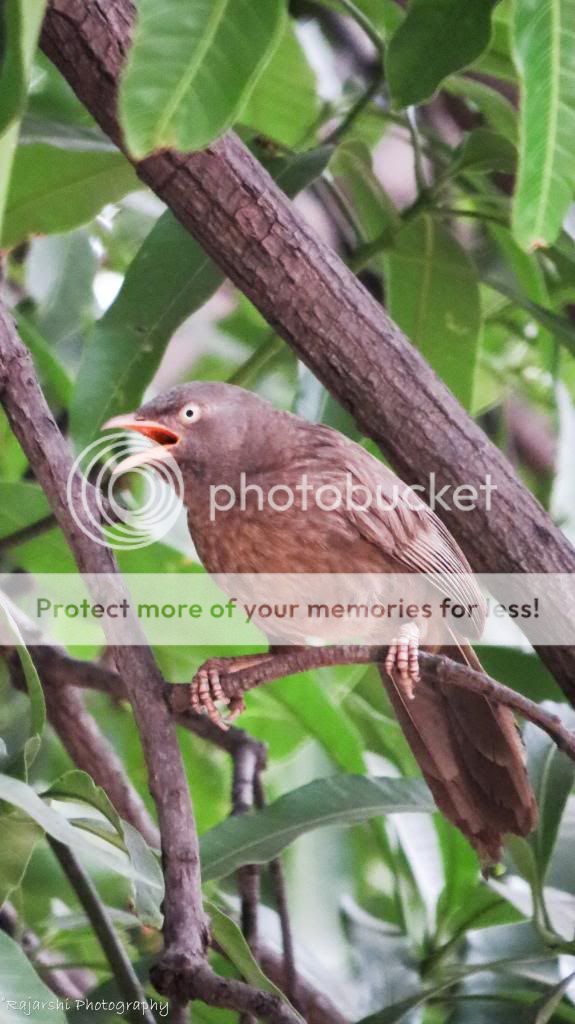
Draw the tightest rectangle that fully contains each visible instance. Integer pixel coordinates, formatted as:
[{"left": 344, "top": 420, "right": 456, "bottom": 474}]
[{"left": 306, "top": 427, "right": 486, "bottom": 638}]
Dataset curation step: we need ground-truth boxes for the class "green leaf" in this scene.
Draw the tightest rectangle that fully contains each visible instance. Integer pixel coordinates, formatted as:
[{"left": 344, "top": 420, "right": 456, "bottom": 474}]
[
  {"left": 383, "top": 213, "right": 482, "bottom": 408},
  {"left": 42, "top": 769, "right": 123, "bottom": 834},
  {"left": 507, "top": 834, "right": 540, "bottom": 891},
  {"left": 123, "top": 821, "right": 164, "bottom": 928},
  {"left": 525, "top": 702, "right": 575, "bottom": 879},
  {"left": 321, "top": 0, "right": 402, "bottom": 37},
  {"left": 0, "top": 1, "right": 47, "bottom": 239},
  {"left": 0, "top": 931, "right": 67, "bottom": 1023},
  {"left": 200, "top": 775, "right": 433, "bottom": 880},
  {"left": 206, "top": 902, "right": 304, "bottom": 1020},
  {"left": 489, "top": 227, "right": 551, "bottom": 307},
  {"left": 512, "top": 0, "right": 575, "bottom": 250},
  {"left": 435, "top": 816, "right": 480, "bottom": 933},
  {"left": 386, "top": 0, "right": 498, "bottom": 109},
  {"left": 0, "top": 482, "right": 51, "bottom": 541},
  {"left": 454, "top": 127, "right": 517, "bottom": 174},
  {"left": 70, "top": 144, "right": 329, "bottom": 450},
  {"left": 70, "top": 210, "right": 224, "bottom": 450},
  {"left": 119, "top": 0, "right": 286, "bottom": 157},
  {"left": 1, "top": 144, "right": 138, "bottom": 248},
  {"left": 0, "top": 605, "right": 45, "bottom": 773},
  {"left": 479, "top": 646, "right": 560, "bottom": 704},
  {"left": 19, "top": 114, "right": 115, "bottom": 151},
  {"left": 42, "top": 770, "right": 163, "bottom": 926},
  {"left": 0, "top": 772, "right": 162, "bottom": 890},
  {"left": 30, "top": 229, "right": 97, "bottom": 348},
  {"left": 268, "top": 673, "right": 366, "bottom": 773},
  {"left": 472, "top": 2, "right": 517, "bottom": 81},
  {"left": 0, "top": 0, "right": 47, "bottom": 135},
  {"left": 0, "top": 813, "right": 43, "bottom": 906},
  {"left": 332, "top": 139, "right": 400, "bottom": 244},
  {"left": 357, "top": 977, "right": 459, "bottom": 1023},
  {"left": 241, "top": 20, "right": 320, "bottom": 146},
  {"left": 272, "top": 144, "right": 334, "bottom": 200},
  {"left": 444, "top": 75, "right": 518, "bottom": 142}
]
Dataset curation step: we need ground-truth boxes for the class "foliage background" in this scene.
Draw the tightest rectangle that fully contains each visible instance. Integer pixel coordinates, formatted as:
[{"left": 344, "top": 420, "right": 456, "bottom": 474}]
[{"left": 1, "top": 0, "right": 575, "bottom": 1021}]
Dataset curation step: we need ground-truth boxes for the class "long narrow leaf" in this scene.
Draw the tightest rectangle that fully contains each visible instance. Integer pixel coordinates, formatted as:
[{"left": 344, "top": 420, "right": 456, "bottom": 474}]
[{"left": 512, "top": 0, "right": 575, "bottom": 249}]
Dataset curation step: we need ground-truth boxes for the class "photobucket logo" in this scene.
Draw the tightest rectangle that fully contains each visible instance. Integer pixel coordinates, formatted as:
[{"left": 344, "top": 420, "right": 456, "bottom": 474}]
[
  {"left": 209, "top": 472, "right": 497, "bottom": 521},
  {"left": 67, "top": 432, "right": 184, "bottom": 550}
]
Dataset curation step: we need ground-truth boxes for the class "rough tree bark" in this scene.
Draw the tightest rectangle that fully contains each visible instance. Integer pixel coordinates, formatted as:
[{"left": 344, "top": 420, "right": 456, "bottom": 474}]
[{"left": 39, "top": 0, "right": 575, "bottom": 700}]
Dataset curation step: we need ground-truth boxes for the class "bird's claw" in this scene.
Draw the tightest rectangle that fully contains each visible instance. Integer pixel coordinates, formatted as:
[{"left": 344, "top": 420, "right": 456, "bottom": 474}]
[
  {"left": 385, "top": 624, "right": 420, "bottom": 700},
  {"left": 189, "top": 659, "right": 246, "bottom": 730}
]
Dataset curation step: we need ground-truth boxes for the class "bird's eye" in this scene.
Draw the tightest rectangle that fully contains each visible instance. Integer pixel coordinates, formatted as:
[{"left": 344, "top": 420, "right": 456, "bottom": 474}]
[{"left": 179, "top": 403, "right": 201, "bottom": 425}]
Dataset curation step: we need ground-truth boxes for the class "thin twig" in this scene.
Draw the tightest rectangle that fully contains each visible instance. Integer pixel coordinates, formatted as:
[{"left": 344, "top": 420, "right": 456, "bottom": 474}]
[
  {"left": 228, "top": 333, "right": 286, "bottom": 389},
  {"left": 0, "top": 901, "right": 89, "bottom": 1000},
  {"left": 232, "top": 741, "right": 264, "bottom": 957},
  {"left": 406, "top": 107, "right": 429, "bottom": 194},
  {"left": 48, "top": 838, "right": 157, "bottom": 1024},
  {"left": 153, "top": 961, "right": 301, "bottom": 1024},
  {"left": 320, "top": 0, "right": 384, "bottom": 146},
  {"left": 11, "top": 641, "right": 326, "bottom": 1019},
  {"left": 0, "top": 514, "right": 57, "bottom": 554},
  {"left": 254, "top": 774, "right": 298, "bottom": 1008}
]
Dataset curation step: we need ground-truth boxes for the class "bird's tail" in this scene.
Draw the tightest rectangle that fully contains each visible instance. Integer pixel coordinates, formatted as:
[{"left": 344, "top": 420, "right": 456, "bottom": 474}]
[{"left": 379, "top": 641, "right": 537, "bottom": 862}]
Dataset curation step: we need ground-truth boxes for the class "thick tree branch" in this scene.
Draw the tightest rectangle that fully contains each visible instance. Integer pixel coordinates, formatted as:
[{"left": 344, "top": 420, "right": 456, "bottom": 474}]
[
  {"left": 0, "top": 303, "right": 207, "bottom": 963},
  {"left": 151, "top": 960, "right": 300, "bottom": 1023},
  {"left": 40, "top": 0, "right": 575, "bottom": 701}
]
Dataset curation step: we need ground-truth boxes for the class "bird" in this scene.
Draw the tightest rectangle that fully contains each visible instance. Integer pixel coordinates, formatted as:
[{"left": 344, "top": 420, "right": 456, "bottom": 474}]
[{"left": 104, "top": 381, "right": 537, "bottom": 861}]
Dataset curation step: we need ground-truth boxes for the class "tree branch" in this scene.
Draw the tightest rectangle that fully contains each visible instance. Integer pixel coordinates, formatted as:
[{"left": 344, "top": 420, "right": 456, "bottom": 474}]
[
  {"left": 0, "top": 306, "right": 302, "bottom": 1023},
  {"left": 255, "top": 775, "right": 299, "bottom": 1008},
  {"left": 0, "top": 514, "right": 57, "bottom": 554},
  {"left": 21, "top": 633, "right": 575, "bottom": 780},
  {"left": 0, "top": 901, "right": 90, "bottom": 1000},
  {"left": 40, "top": 0, "right": 575, "bottom": 702},
  {"left": 181, "top": 645, "right": 575, "bottom": 762},
  {"left": 0, "top": 302, "right": 207, "bottom": 962},
  {"left": 48, "top": 838, "right": 157, "bottom": 1024},
  {"left": 24, "top": 642, "right": 300, "bottom": 1013},
  {"left": 23, "top": 643, "right": 339, "bottom": 1021},
  {"left": 151, "top": 960, "right": 300, "bottom": 1024}
]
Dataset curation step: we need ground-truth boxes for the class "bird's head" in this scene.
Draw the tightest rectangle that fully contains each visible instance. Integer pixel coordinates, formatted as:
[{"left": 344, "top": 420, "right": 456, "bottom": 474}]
[{"left": 102, "top": 381, "right": 284, "bottom": 480}]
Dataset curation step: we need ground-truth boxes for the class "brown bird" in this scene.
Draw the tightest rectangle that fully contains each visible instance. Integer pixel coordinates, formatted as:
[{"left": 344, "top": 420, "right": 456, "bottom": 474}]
[{"left": 105, "top": 382, "right": 537, "bottom": 861}]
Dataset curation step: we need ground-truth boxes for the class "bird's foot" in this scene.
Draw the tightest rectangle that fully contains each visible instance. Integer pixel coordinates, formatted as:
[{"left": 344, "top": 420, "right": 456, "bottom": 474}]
[
  {"left": 384, "top": 624, "right": 420, "bottom": 700},
  {"left": 189, "top": 654, "right": 272, "bottom": 729}
]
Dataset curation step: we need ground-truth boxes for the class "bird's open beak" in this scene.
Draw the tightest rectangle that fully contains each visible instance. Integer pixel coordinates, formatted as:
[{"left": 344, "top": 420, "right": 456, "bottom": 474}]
[{"left": 101, "top": 414, "right": 180, "bottom": 475}]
